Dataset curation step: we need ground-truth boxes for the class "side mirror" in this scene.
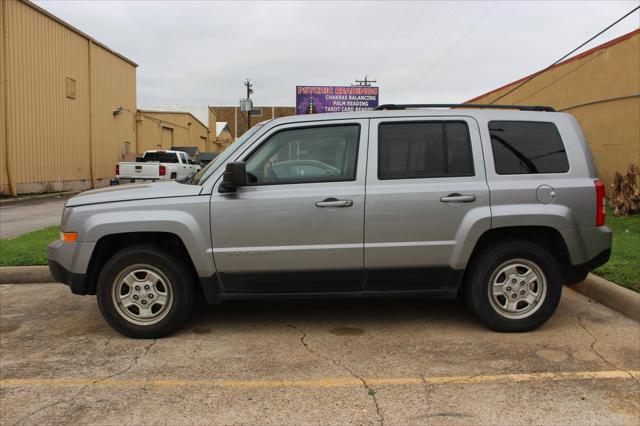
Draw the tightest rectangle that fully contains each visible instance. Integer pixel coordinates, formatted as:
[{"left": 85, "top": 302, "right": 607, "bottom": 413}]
[{"left": 219, "top": 161, "right": 247, "bottom": 193}]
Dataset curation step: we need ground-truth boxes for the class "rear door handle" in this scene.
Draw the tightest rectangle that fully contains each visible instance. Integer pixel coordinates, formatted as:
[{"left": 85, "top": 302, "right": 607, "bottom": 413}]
[
  {"left": 440, "top": 193, "right": 476, "bottom": 203},
  {"left": 315, "top": 198, "right": 353, "bottom": 208}
]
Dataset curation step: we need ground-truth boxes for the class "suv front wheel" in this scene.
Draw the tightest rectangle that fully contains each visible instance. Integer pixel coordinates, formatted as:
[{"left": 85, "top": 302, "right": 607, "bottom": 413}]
[
  {"left": 464, "top": 241, "right": 562, "bottom": 332},
  {"left": 96, "top": 245, "right": 195, "bottom": 338}
]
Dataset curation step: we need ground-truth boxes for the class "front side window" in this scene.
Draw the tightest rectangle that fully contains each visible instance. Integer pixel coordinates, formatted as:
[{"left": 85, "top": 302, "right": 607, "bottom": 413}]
[
  {"left": 378, "top": 121, "right": 474, "bottom": 179},
  {"left": 489, "top": 121, "right": 569, "bottom": 174},
  {"left": 245, "top": 125, "right": 360, "bottom": 185}
]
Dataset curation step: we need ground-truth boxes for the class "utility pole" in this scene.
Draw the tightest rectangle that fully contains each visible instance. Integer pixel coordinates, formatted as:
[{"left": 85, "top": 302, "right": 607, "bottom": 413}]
[
  {"left": 353, "top": 76, "right": 377, "bottom": 87},
  {"left": 244, "top": 79, "right": 254, "bottom": 130}
]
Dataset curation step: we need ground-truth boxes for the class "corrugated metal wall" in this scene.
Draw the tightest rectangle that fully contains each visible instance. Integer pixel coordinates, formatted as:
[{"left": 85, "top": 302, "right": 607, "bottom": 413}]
[
  {"left": 1, "top": 1, "right": 7, "bottom": 190},
  {"left": 91, "top": 43, "right": 136, "bottom": 180},
  {"left": 468, "top": 30, "right": 640, "bottom": 189},
  {"left": 0, "top": 0, "right": 136, "bottom": 195},
  {"left": 137, "top": 111, "right": 209, "bottom": 153}
]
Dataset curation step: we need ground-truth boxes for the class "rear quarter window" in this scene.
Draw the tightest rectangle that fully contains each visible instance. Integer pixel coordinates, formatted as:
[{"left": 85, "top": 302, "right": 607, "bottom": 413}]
[{"left": 489, "top": 121, "right": 569, "bottom": 174}]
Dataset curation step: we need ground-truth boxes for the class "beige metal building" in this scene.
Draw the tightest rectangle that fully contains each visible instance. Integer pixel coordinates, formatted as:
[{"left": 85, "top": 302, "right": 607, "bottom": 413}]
[
  {"left": 467, "top": 29, "right": 640, "bottom": 188},
  {"left": 1, "top": 0, "right": 137, "bottom": 196},
  {"left": 136, "top": 110, "right": 210, "bottom": 153}
]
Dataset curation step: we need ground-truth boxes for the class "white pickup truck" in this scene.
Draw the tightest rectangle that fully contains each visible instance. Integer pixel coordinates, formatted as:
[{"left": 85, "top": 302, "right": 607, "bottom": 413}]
[{"left": 116, "top": 150, "right": 199, "bottom": 183}]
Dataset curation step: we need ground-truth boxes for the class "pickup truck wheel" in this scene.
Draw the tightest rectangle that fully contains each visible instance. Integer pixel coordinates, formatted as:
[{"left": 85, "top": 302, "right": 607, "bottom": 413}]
[
  {"left": 464, "top": 241, "right": 562, "bottom": 332},
  {"left": 96, "top": 246, "right": 194, "bottom": 338}
]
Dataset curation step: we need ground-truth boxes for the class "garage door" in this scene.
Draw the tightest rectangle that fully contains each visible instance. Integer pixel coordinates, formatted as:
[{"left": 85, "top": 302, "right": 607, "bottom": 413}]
[{"left": 161, "top": 127, "right": 173, "bottom": 149}]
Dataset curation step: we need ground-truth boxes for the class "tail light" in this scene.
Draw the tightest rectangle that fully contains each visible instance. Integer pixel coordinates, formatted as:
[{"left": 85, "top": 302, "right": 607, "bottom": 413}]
[
  {"left": 595, "top": 179, "right": 605, "bottom": 226},
  {"left": 115, "top": 164, "right": 119, "bottom": 175},
  {"left": 159, "top": 165, "right": 166, "bottom": 176}
]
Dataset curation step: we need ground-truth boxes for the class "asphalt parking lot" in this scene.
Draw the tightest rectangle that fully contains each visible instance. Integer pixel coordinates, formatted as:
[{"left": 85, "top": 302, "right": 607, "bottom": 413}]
[
  {"left": 1, "top": 283, "right": 639, "bottom": 425},
  {"left": 0, "top": 196, "right": 68, "bottom": 238}
]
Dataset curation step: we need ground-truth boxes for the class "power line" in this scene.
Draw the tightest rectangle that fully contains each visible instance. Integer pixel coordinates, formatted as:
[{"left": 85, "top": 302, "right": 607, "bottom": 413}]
[
  {"left": 408, "top": 1, "right": 499, "bottom": 90},
  {"left": 369, "top": 1, "right": 432, "bottom": 75},
  {"left": 490, "top": 4, "right": 640, "bottom": 104},
  {"left": 405, "top": 1, "right": 432, "bottom": 36},
  {"left": 512, "top": 48, "right": 607, "bottom": 105},
  {"left": 410, "top": 2, "right": 462, "bottom": 67},
  {"left": 368, "top": 2, "right": 414, "bottom": 75}
]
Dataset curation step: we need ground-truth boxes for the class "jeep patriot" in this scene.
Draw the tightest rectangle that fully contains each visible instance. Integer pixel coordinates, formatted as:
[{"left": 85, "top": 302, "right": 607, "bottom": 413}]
[{"left": 48, "top": 104, "right": 612, "bottom": 338}]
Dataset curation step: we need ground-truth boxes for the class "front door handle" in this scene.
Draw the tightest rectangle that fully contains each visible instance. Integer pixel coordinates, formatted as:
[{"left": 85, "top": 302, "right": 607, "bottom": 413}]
[
  {"left": 440, "top": 193, "right": 476, "bottom": 203},
  {"left": 315, "top": 198, "right": 353, "bottom": 208}
]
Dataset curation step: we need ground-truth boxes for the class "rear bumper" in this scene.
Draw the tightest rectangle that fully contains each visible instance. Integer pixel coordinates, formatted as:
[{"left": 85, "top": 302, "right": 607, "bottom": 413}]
[
  {"left": 564, "top": 248, "right": 611, "bottom": 285},
  {"left": 117, "top": 177, "right": 162, "bottom": 184},
  {"left": 561, "top": 226, "right": 612, "bottom": 265}
]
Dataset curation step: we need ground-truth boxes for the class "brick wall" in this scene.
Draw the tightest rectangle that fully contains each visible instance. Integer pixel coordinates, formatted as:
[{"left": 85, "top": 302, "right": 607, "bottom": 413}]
[{"left": 209, "top": 106, "right": 295, "bottom": 139}]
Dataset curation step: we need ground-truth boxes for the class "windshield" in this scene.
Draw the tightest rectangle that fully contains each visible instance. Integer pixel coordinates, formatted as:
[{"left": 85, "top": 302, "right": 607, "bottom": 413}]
[
  {"left": 143, "top": 152, "right": 179, "bottom": 163},
  {"left": 189, "top": 124, "right": 265, "bottom": 185}
]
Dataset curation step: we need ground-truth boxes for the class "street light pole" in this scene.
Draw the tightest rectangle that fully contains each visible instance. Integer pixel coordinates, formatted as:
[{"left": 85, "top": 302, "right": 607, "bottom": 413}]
[{"left": 244, "top": 79, "right": 254, "bottom": 130}]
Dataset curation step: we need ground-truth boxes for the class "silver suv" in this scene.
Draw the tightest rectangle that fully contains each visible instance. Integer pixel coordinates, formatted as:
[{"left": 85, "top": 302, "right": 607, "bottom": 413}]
[{"left": 48, "top": 104, "right": 612, "bottom": 338}]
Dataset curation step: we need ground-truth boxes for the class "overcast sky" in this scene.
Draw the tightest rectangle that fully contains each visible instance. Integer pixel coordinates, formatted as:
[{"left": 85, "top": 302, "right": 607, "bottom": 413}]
[{"left": 36, "top": 0, "right": 639, "bottom": 107}]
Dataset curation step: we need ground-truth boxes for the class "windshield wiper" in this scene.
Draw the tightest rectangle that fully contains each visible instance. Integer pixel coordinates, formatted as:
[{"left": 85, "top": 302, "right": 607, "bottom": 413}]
[{"left": 490, "top": 134, "right": 538, "bottom": 173}]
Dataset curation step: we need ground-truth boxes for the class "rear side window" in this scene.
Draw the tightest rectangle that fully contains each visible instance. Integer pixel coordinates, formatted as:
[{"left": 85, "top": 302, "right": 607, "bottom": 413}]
[
  {"left": 378, "top": 121, "right": 474, "bottom": 179},
  {"left": 489, "top": 121, "right": 569, "bottom": 174}
]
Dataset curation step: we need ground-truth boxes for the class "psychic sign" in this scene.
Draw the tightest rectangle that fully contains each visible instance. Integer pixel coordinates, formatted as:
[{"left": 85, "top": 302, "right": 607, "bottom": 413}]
[{"left": 296, "top": 85, "right": 379, "bottom": 115}]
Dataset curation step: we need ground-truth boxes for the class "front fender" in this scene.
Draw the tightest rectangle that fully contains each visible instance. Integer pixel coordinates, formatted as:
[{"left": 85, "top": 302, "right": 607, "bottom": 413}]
[{"left": 70, "top": 197, "right": 214, "bottom": 276}]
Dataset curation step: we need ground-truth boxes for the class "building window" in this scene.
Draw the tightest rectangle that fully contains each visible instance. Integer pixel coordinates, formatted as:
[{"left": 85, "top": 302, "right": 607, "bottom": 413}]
[
  {"left": 65, "top": 77, "right": 76, "bottom": 99},
  {"left": 489, "top": 121, "right": 569, "bottom": 174},
  {"left": 378, "top": 121, "right": 474, "bottom": 180}
]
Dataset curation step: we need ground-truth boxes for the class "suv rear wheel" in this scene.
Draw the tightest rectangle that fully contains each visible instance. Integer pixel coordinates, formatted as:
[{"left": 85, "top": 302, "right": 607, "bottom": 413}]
[
  {"left": 464, "top": 241, "right": 562, "bottom": 332},
  {"left": 96, "top": 245, "right": 195, "bottom": 338}
]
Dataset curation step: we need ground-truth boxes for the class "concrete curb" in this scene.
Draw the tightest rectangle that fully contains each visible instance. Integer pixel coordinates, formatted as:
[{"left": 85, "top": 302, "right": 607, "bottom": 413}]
[
  {"left": 0, "top": 266, "right": 53, "bottom": 284},
  {"left": 0, "top": 191, "right": 79, "bottom": 206},
  {"left": 571, "top": 274, "right": 640, "bottom": 322}
]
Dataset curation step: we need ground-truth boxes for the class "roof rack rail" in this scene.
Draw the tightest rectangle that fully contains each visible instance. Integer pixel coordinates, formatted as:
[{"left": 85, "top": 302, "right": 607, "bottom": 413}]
[{"left": 374, "top": 103, "right": 556, "bottom": 112}]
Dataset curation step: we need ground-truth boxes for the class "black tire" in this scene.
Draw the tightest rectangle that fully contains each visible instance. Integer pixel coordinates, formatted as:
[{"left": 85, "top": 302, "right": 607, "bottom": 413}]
[
  {"left": 96, "top": 245, "right": 195, "bottom": 338},
  {"left": 463, "top": 240, "right": 562, "bottom": 332}
]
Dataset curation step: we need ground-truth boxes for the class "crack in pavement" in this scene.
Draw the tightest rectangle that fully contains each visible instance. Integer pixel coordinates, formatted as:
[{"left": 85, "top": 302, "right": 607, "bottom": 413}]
[
  {"left": 419, "top": 372, "right": 486, "bottom": 422},
  {"left": 12, "top": 339, "right": 157, "bottom": 425},
  {"left": 12, "top": 399, "right": 65, "bottom": 425},
  {"left": 420, "top": 375, "right": 434, "bottom": 420},
  {"left": 275, "top": 316, "right": 384, "bottom": 426},
  {"left": 92, "top": 339, "right": 157, "bottom": 385},
  {"left": 575, "top": 312, "right": 635, "bottom": 379},
  {"left": 63, "top": 339, "right": 158, "bottom": 421}
]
